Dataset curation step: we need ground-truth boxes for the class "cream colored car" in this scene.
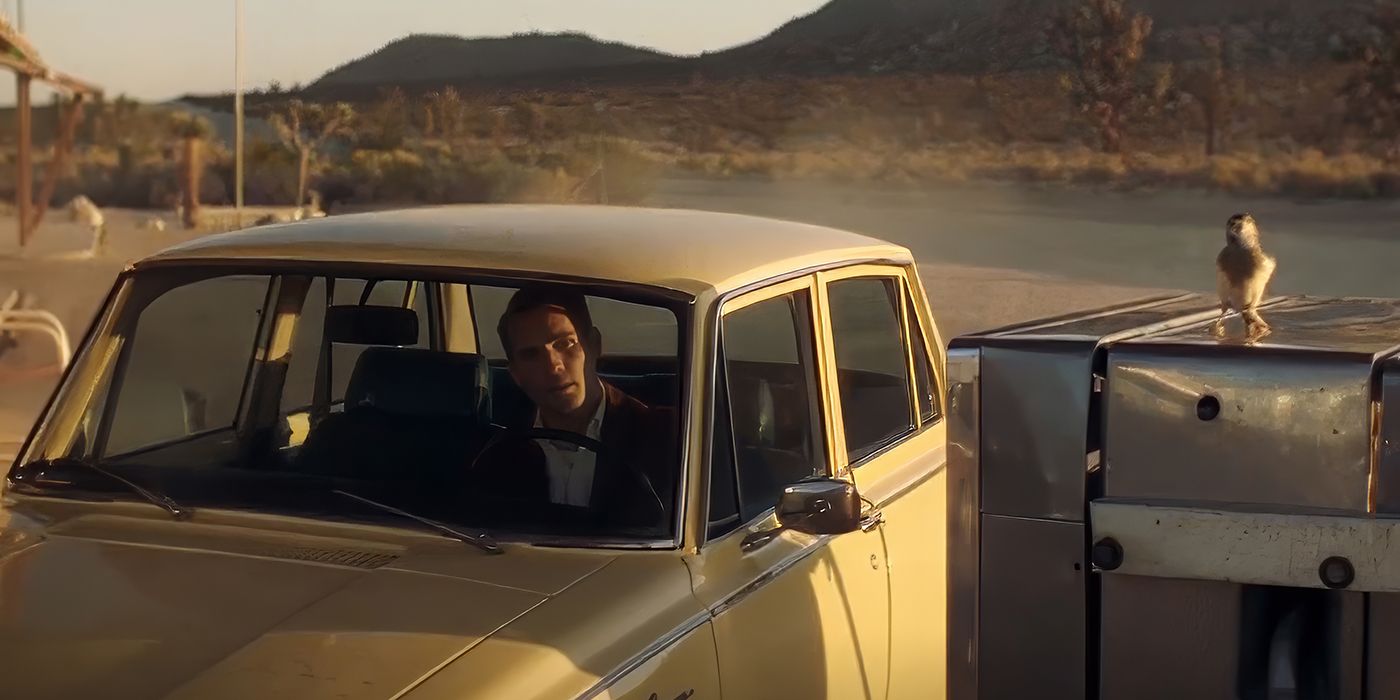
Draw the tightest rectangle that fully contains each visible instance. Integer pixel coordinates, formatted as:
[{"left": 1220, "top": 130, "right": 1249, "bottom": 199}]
[{"left": 2, "top": 206, "right": 948, "bottom": 699}]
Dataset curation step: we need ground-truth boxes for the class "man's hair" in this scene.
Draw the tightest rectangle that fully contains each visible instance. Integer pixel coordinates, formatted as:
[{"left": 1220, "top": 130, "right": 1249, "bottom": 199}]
[{"left": 495, "top": 284, "right": 595, "bottom": 359}]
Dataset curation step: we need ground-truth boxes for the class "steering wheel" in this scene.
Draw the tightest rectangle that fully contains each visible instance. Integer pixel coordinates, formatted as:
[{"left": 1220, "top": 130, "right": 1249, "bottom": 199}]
[
  {"left": 470, "top": 427, "right": 602, "bottom": 468},
  {"left": 468, "top": 426, "right": 664, "bottom": 521}
]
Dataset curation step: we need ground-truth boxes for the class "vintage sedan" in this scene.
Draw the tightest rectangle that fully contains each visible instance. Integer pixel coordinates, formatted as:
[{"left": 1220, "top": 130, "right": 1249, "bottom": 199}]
[{"left": 1, "top": 205, "right": 949, "bottom": 699}]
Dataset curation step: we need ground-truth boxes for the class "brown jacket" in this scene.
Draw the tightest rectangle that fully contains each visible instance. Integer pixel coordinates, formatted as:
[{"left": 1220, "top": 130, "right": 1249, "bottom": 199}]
[{"left": 477, "top": 381, "right": 676, "bottom": 531}]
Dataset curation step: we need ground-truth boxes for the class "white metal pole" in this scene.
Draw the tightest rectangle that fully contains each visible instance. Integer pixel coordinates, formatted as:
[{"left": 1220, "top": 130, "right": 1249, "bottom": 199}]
[{"left": 234, "top": 0, "right": 244, "bottom": 228}]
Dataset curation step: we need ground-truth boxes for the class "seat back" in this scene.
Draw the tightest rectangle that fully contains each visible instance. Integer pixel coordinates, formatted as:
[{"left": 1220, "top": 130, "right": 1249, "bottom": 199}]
[
  {"left": 299, "top": 348, "right": 492, "bottom": 483},
  {"left": 345, "top": 347, "right": 491, "bottom": 425}
]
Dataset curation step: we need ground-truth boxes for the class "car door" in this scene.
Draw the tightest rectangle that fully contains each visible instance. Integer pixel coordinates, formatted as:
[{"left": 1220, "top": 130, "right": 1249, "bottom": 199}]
[
  {"left": 816, "top": 265, "right": 949, "bottom": 698},
  {"left": 686, "top": 275, "right": 892, "bottom": 699}
]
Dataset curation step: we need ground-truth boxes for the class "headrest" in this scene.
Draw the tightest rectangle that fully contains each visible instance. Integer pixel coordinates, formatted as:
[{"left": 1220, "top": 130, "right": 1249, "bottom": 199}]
[
  {"left": 344, "top": 348, "right": 490, "bottom": 422},
  {"left": 325, "top": 305, "right": 418, "bottom": 346}
]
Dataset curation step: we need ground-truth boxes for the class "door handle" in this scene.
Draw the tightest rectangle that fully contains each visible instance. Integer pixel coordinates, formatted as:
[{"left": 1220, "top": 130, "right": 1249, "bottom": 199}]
[{"left": 741, "top": 525, "right": 784, "bottom": 553}]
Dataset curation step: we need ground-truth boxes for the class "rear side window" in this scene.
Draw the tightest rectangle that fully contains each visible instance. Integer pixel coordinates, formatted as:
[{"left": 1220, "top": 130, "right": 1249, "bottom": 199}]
[
  {"left": 826, "top": 277, "right": 915, "bottom": 463},
  {"left": 905, "top": 291, "right": 940, "bottom": 423}
]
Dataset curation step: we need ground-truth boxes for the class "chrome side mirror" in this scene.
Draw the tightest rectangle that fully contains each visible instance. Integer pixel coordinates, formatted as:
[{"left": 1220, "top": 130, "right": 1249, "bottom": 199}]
[
  {"left": 741, "top": 477, "right": 864, "bottom": 552},
  {"left": 777, "top": 477, "right": 862, "bottom": 535}
]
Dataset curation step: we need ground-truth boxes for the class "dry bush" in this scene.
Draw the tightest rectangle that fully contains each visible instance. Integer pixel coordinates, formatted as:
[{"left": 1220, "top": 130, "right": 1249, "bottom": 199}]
[
  {"left": 356, "top": 87, "right": 411, "bottom": 149},
  {"left": 11, "top": 61, "right": 1398, "bottom": 209},
  {"left": 1336, "top": 1, "right": 1400, "bottom": 159},
  {"left": 1209, "top": 150, "right": 1400, "bottom": 197},
  {"left": 478, "top": 157, "right": 577, "bottom": 203},
  {"left": 1047, "top": 0, "right": 1155, "bottom": 153},
  {"left": 664, "top": 136, "right": 1398, "bottom": 200}
]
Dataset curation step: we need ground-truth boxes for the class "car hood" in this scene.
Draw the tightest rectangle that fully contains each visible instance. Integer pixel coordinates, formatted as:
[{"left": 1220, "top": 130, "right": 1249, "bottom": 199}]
[{"left": 0, "top": 504, "right": 624, "bottom": 700}]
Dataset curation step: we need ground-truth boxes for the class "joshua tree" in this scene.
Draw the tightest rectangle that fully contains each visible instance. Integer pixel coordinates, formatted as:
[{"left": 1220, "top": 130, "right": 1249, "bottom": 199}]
[
  {"left": 269, "top": 99, "right": 355, "bottom": 208},
  {"left": 168, "top": 113, "right": 212, "bottom": 229},
  {"left": 425, "top": 87, "right": 468, "bottom": 141}
]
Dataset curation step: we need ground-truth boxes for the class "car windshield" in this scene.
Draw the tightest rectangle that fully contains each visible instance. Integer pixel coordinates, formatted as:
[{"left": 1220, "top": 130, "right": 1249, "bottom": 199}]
[{"left": 13, "top": 267, "right": 687, "bottom": 543}]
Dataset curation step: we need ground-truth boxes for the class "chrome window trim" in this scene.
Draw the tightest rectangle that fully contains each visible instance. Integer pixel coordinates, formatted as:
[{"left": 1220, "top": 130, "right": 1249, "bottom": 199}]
[
  {"left": 700, "top": 303, "right": 723, "bottom": 543},
  {"left": 902, "top": 271, "right": 944, "bottom": 424},
  {"left": 575, "top": 610, "right": 712, "bottom": 700},
  {"left": 840, "top": 414, "right": 944, "bottom": 476},
  {"left": 671, "top": 294, "right": 697, "bottom": 551},
  {"left": 707, "top": 505, "right": 777, "bottom": 548},
  {"left": 718, "top": 257, "right": 909, "bottom": 300},
  {"left": 843, "top": 426, "right": 918, "bottom": 472},
  {"left": 130, "top": 257, "right": 700, "bottom": 303}
]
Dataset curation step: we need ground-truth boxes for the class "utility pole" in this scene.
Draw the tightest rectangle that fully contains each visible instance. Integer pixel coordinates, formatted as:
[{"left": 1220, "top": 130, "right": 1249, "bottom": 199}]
[
  {"left": 234, "top": 0, "right": 244, "bottom": 228},
  {"left": 15, "top": 0, "right": 29, "bottom": 246}
]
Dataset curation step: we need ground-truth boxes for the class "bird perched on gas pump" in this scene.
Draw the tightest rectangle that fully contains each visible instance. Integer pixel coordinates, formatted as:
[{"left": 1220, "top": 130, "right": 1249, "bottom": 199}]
[{"left": 1212, "top": 213, "right": 1277, "bottom": 341}]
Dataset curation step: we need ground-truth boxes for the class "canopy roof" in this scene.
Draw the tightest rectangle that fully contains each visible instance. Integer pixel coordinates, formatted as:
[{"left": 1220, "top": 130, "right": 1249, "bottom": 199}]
[{"left": 0, "top": 15, "right": 100, "bottom": 95}]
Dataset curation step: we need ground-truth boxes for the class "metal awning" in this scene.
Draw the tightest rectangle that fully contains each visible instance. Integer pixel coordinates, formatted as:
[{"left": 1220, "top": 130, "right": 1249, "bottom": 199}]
[{"left": 0, "top": 15, "right": 99, "bottom": 96}]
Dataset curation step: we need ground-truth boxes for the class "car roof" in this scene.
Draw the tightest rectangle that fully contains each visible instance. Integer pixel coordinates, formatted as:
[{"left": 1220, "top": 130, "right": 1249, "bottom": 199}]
[{"left": 135, "top": 205, "right": 912, "bottom": 295}]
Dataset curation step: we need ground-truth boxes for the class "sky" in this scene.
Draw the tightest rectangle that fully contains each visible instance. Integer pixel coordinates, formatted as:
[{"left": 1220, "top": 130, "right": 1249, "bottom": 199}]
[{"left": 0, "top": 0, "right": 828, "bottom": 104}]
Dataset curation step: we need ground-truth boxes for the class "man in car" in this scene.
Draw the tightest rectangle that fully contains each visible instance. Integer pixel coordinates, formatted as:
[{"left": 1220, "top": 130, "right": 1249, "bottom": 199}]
[{"left": 476, "top": 285, "right": 674, "bottom": 529}]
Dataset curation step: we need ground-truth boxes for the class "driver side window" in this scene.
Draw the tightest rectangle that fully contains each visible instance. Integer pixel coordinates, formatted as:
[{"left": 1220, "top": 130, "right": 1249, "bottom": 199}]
[{"left": 708, "top": 287, "right": 826, "bottom": 539}]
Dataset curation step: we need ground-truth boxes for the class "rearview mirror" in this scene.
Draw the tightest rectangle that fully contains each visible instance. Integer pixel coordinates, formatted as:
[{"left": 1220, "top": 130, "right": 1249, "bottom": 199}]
[{"left": 325, "top": 305, "right": 418, "bottom": 346}]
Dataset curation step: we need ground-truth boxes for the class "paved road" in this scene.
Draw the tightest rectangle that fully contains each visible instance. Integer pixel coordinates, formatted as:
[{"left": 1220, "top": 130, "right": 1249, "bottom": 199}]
[
  {"left": 650, "top": 177, "right": 1400, "bottom": 335},
  {"left": 2, "top": 179, "right": 1397, "bottom": 451}
]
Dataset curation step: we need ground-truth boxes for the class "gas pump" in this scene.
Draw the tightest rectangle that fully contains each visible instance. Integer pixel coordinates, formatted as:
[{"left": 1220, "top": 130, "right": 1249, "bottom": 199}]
[{"left": 948, "top": 293, "right": 1400, "bottom": 700}]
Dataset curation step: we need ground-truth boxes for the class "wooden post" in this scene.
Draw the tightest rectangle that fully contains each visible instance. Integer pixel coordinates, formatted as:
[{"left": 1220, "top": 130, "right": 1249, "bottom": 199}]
[
  {"left": 234, "top": 0, "right": 244, "bottom": 228},
  {"left": 26, "top": 96, "right": 85, "bottom": 236},
  {"left": 16, "top": 73, "right": 31, "bottom": 248},
  {"left": 180, "top": 135, "right": 201, "bottom": 230}
]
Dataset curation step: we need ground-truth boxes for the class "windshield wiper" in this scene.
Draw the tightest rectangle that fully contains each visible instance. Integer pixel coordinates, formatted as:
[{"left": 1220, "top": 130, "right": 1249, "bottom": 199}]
[
  {"left": 332, "top": 489, "right": 502, "bottom": 555},
  {"left": 11, "top": 457, "right": 192, "bottom": 520}
]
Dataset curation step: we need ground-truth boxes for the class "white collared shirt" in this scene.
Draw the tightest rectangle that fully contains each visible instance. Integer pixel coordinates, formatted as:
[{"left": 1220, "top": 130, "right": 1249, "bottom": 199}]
[{"left": 534, "top": 392, "right": 606, "bottom": 507}]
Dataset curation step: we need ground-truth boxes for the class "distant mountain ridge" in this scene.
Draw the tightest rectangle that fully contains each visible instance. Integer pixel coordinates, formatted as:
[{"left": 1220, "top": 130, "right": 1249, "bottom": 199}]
[
  {"left": 309, "top": 31, "right": 678, "bottom": 91},
  {"left": 727, "top": 0, "right": 1361, "bottom": 74},
  {"left": 289, "top": 0, "right": 1368, "bottom": 98}
]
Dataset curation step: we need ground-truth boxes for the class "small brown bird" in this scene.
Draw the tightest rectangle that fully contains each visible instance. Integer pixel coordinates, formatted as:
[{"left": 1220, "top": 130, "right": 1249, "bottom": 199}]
[{"left": 1212, "top": 213, "right": 1277, "bottom": 341}]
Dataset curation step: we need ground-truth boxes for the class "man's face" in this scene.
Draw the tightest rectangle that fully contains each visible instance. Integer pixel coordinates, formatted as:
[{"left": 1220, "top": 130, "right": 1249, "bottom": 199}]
[{"left": 505, "top": 305, "right": 597, "bottom": 416}]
